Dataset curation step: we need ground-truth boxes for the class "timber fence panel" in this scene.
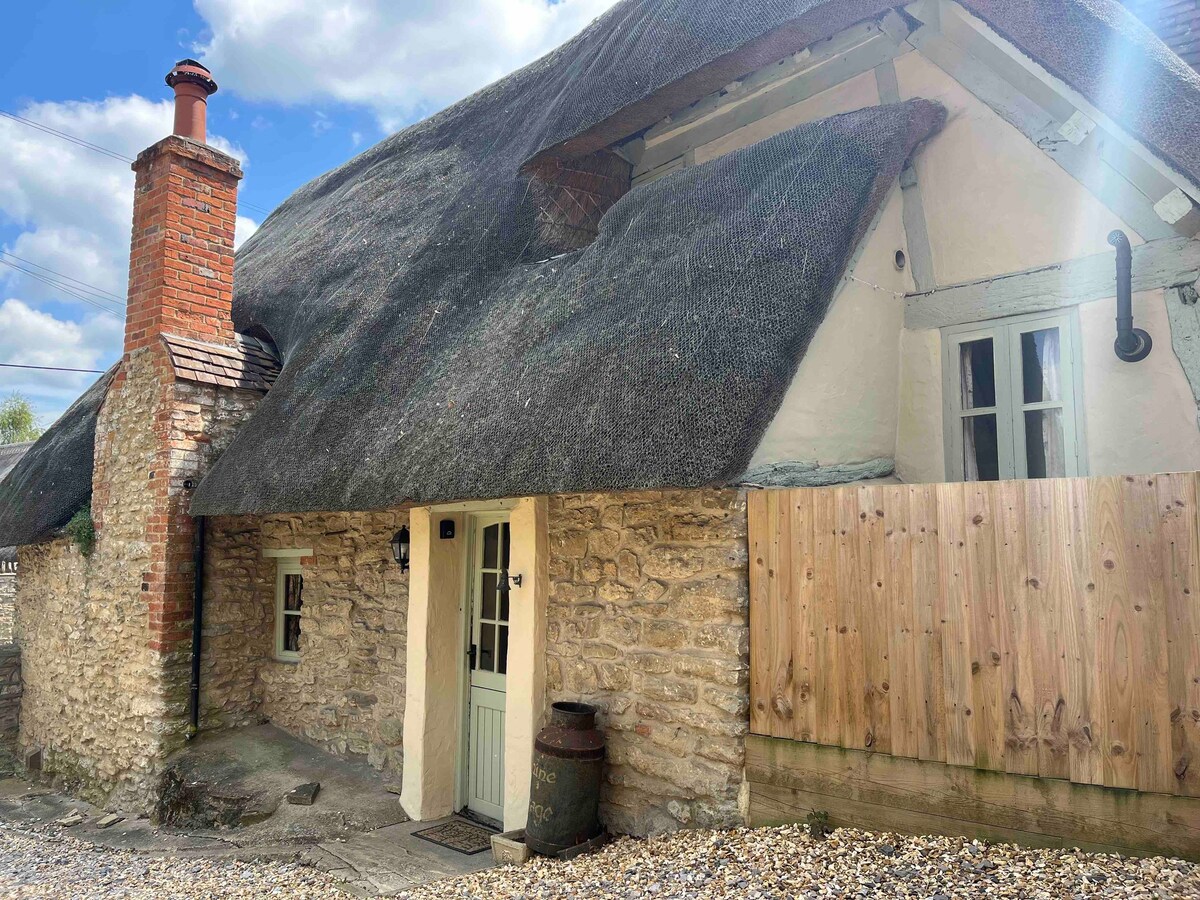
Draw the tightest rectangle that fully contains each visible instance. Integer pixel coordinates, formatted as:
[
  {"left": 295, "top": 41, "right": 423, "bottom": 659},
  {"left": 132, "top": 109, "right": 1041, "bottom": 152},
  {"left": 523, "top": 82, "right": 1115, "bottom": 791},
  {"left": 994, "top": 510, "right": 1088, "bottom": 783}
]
[{"left": 747, "top": 473, "right": 1200, "bottom": 796}]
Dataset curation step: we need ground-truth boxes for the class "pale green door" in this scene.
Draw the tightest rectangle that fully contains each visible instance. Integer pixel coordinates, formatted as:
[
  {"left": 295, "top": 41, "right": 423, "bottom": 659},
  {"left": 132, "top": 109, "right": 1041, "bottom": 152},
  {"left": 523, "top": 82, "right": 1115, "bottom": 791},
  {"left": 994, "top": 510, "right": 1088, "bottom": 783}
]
[{"left": 465, "top": 517, "right": 510, "bottom": 823}]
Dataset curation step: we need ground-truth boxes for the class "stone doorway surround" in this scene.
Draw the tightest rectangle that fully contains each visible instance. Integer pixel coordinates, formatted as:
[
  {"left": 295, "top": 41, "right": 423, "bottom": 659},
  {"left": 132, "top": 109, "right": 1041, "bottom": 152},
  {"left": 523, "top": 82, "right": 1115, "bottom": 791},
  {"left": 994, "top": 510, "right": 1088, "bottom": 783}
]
[{"left": 400, "top": 497, "right": 548, "bottom": 831}]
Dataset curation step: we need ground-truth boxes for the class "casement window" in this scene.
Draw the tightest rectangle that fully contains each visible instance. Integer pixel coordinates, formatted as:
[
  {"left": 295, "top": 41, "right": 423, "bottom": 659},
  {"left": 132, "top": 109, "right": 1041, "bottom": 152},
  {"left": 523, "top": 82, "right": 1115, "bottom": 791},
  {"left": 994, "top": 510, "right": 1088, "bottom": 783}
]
[
  {"left": 274, "top": 559, "right": 304, "bottom": 661},
  {"left": 942, "top": 311, "right": 1085, "bottom": 482}
]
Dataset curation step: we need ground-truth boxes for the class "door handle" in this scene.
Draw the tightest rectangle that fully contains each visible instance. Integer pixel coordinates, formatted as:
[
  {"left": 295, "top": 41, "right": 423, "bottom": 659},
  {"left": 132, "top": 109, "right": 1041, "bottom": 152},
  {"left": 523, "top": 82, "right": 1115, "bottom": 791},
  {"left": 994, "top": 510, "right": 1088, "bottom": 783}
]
[{"left": 467, "top": 643, "right": 477, "bottom": 669}]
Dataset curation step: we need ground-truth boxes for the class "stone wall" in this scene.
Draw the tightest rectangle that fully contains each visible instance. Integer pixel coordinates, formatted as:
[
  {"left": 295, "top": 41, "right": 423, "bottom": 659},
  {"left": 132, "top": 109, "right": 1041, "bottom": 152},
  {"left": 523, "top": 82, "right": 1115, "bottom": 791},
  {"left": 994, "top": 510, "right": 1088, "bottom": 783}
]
[
  {"left": 0, "top": 645, "right": 21, "bottom": 733},
  {"left": 17, "top": 349, "right": 259, "bottom": 808},
  {"left": 546, "top": 489, "right": 750, "bottom": 836},
  {"left": 0, "top": 571, "right": 14, "bottom": 644},
  {"left": 203, "top": 510, "right": 408, "bottom": 780}
]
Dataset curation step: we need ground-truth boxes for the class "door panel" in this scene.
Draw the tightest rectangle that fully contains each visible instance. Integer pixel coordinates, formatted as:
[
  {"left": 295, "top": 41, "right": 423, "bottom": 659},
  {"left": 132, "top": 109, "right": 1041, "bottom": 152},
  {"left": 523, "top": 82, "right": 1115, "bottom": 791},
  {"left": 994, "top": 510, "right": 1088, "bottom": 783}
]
[{"left": 465, "top": 517, "right": 510, "bottom": 822}]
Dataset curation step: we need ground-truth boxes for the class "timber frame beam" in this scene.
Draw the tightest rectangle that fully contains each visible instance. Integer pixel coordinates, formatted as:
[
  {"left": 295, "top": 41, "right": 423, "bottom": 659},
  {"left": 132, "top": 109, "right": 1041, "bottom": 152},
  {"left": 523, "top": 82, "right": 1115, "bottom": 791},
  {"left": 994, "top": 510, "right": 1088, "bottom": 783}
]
[{"left": 905, "top": 235, "right": 1200, "bottom": 329}]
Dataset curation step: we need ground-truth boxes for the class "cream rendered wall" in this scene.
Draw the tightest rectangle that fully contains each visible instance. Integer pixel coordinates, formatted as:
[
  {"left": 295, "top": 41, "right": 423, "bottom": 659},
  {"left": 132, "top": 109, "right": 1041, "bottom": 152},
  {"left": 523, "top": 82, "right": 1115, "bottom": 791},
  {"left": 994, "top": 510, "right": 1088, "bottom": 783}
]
[
  {"left": 895, "top": 327, "right": 946, "bottom": 483},
  {"left": 1078, "top": 290, "right": 1200, "bottom": 475},
  {"left": 893, "top": 50, "right": 1142, "bottom": 286},
  {"left": 694, "top": 70, "right": 880, "bottom": 166},
  {"left": 747, "top": 186, "right": 912, "bottom": 471}
]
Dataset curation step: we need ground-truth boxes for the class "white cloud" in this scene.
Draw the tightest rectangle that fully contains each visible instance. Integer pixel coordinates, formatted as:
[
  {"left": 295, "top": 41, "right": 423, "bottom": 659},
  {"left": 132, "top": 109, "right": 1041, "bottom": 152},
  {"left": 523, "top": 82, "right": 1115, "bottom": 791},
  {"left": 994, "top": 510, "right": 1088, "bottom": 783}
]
[
  {"left": 0, "top": 299, "right": 121, "bottom": 423},
  {"left": 194, "top": 0, "right": 620, "bottom": 129},
  {"left": 0, "top": 96, "right": 257, "bottom": 422}
]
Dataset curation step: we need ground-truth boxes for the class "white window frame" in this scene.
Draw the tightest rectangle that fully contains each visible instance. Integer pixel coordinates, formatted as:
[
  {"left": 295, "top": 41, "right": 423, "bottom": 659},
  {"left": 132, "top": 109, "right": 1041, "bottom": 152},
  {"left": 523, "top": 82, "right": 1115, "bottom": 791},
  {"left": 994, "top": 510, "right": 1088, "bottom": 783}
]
[
  {"left": 942, "top": 309, "right": 1087, "bottom": 482},
  {"left": 274, "top": 558, "right": 304, "bottom": 662}
]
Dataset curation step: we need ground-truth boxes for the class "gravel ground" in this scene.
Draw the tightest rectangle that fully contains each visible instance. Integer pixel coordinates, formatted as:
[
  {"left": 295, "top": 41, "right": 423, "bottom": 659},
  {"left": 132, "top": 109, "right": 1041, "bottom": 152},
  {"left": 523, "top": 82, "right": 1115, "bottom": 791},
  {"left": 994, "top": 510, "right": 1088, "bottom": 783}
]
[
  {"left": 0, "top": 823, "right": 351, "bottom": 899},
  {"left": 2, "top": 820, "right": 1200, "bottom": 898},
  {"left": 400, "top": 826, "right": 1200, "bottom": 900}
]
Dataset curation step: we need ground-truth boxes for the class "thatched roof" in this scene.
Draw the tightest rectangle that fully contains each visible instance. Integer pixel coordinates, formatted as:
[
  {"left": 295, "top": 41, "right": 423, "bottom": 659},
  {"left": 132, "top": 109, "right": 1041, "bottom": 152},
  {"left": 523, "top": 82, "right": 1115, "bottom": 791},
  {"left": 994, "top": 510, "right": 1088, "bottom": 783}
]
[
  {"left": 3, "top": 0, "right": 1200, "bottom": 535},
  {"left": 0, "top": 371, "right": 113, "bottom": 547}
]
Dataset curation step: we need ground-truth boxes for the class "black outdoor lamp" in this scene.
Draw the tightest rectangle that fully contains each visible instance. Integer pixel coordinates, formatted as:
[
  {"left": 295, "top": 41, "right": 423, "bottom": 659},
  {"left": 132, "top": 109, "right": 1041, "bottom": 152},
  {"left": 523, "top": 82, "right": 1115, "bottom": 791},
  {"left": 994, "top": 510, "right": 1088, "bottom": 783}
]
[
  {"left": 496, "top": 568, "right": 523, "bottom": 595},
  {"left": 390, "top": 526, "right": 410, "bottom": 573}
]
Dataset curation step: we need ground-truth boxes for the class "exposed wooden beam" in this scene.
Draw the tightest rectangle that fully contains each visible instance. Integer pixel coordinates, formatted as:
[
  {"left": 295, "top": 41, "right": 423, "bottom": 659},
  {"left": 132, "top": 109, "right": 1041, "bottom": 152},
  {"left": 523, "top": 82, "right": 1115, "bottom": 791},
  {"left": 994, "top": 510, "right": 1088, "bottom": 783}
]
[
  {"left": 905, "top": 236, "right": 1200, "bottom": 329},
  {"left": 634, "top": 21, "right": 909, "bottom": 178}
]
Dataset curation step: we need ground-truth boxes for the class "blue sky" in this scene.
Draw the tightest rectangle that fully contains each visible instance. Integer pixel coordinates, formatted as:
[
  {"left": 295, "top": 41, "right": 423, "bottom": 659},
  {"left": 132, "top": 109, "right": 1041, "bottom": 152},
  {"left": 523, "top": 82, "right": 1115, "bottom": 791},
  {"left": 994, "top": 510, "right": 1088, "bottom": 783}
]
[{"left": 0, "top": 0, "right": 615, "bottom": 425}]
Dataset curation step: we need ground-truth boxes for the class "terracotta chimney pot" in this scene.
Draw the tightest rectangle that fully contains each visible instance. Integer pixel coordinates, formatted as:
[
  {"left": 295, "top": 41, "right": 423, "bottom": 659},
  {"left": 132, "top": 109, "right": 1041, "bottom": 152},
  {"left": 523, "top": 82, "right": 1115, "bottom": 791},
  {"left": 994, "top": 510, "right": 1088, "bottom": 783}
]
[{"left": 165, "top": 58, "right": 218, "bottom": 143}]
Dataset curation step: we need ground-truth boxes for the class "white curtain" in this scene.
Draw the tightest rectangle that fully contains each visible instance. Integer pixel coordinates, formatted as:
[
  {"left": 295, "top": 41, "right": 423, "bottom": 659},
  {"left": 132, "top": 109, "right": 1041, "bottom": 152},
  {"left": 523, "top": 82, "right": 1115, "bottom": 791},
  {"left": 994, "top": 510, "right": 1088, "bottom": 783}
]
[
  {"left": 1030, "top": 329, "right": 1065, "bottom": 477},
  {"left": 960, "top": 345, "right": 982, "bottom": 480}
]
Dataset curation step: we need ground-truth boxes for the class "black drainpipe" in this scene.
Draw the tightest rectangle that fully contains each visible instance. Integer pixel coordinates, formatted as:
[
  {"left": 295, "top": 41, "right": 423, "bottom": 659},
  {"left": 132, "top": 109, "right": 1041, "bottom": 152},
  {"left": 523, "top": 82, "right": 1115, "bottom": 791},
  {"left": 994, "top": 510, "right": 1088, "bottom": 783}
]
[
  {"left": 1108, "top": 230, "right": 1153, "bottom": 362},
  {"left": 188, "top": 513, "right": 205, "bottom": 738}
]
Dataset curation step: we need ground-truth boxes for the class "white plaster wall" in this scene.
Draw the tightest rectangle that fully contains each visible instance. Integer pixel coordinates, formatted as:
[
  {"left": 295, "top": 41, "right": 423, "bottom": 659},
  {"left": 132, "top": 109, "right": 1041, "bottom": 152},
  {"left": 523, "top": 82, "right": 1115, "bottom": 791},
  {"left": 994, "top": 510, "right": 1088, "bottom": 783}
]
[
  {"left": 1079, "top": 290, "right": 1200, "bottom": 475},
  {"left": 895, "top": 327, "right": 946, "bottom": 483},
  {"left": 694, "top": 70, "right": 881, "bottom": 165},
  {"left": 747, "top": 186, "right": 912, "bottom": 470},
  {"left": 894, "top": 51, "right": 1141, "bottom": 287}
]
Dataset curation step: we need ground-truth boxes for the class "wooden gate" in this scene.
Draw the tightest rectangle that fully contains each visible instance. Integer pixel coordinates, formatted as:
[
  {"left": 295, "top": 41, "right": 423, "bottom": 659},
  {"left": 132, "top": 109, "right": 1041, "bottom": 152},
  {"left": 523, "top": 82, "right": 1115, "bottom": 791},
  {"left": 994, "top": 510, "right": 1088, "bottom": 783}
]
[{"left": 748, "top": 474, "right": 1200, "bottom": 799}]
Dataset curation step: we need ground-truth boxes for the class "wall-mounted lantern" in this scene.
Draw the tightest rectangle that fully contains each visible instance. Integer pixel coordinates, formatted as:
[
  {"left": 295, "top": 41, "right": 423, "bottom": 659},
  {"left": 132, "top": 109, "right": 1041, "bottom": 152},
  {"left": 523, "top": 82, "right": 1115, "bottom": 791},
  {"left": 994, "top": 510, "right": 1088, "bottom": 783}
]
[{"left": 390, "top": 526, "right": 410, "bottom": 573}]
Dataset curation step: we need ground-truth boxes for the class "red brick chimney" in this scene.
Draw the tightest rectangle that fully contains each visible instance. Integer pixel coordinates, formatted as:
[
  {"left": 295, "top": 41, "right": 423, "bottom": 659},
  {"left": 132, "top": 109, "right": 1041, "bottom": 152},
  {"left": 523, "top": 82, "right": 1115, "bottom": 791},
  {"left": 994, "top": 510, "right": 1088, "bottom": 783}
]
[{"left": 124, "top": 60, "right": 241, "bottom": 356}]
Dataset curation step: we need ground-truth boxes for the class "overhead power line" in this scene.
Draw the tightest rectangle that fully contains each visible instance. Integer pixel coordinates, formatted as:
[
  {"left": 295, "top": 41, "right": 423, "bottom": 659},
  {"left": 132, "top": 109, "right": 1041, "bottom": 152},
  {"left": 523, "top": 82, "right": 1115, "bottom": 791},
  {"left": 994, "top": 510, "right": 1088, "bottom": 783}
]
[
  {"left": 0, "top": 259, "right": 123, "bottom": 319},
  {"left": 0, "top": 108, "right": 274, "bottom": 216},
  {"left": 0, "top": 362, "right": 106, "bottom": 374},
  {"left": 0, "top": 251, "right": 126, "bottom": 303}
]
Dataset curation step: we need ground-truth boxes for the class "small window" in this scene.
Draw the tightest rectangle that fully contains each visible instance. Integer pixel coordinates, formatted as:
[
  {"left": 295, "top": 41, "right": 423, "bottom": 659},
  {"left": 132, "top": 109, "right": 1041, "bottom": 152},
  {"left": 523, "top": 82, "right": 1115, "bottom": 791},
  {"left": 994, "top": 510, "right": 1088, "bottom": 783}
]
[
  {"left": 942, "top": 311, "right": 1085, "bottom": 482},
  {"left": 275, "top": 559, "right": 304, "bottom": 661}
]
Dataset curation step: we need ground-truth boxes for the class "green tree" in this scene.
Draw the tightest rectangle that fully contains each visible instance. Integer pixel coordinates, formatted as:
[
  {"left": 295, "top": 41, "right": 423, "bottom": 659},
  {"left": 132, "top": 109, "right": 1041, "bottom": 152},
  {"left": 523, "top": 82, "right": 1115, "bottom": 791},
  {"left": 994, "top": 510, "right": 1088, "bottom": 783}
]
[{"left": 0, "top": 393, "right": 42, "bottom": 444}]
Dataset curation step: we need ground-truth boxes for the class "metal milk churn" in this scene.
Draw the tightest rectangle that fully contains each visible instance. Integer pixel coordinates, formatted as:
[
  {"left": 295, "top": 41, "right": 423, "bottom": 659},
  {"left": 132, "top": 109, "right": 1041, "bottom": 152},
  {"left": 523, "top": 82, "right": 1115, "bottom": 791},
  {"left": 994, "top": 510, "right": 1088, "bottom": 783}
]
[{"left": 525, "top": 701, "right": 605, "bottom": 856}]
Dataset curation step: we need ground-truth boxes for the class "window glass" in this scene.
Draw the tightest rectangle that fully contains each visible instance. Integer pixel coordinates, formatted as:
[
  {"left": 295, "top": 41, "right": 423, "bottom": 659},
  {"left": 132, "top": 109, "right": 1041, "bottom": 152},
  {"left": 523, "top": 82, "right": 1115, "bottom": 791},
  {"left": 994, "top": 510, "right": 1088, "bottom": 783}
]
[
  {"left": 501, "top": 523, "right": 510, "bottom": 568},
  {"left": 1021, "top": 328, "right": 1061, "bottom": 403},
  {"left": 481, "top": 572, "right": 497, "bottom": 620},
  {"left": 482, "top": 524, "right": 499, "bottom": 569},
  {"left": 497, "top": 625, "right": 509, "bottom": 675},
  {"left": 284, "top": 613, "right": 301, "bottom": 653},
  {"left": 959, "top": 338, "right": 996, "bottom": 409},
  {"left": 963, "top": 415, "right": 1000, "bottom": 482},
  {"left": 284, "top": 574, "right": 303, "bottom": 612},
  {"left": 1025, "top": 409, "right": 1066, "bottom": 478},
  {"left": 479, "top": 623, "right": 495, "bottom": 672}
]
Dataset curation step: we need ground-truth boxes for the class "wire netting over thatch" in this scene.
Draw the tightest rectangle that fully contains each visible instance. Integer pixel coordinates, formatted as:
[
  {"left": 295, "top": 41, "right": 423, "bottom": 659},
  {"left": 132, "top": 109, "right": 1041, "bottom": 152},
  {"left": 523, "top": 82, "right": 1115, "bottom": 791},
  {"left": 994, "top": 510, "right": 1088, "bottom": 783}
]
[
  {"left": 191, "top": 99, "right": 944, "bottom": 515},
  {"left": 0, "top": 371, "right": 113, "bottom": 547}
]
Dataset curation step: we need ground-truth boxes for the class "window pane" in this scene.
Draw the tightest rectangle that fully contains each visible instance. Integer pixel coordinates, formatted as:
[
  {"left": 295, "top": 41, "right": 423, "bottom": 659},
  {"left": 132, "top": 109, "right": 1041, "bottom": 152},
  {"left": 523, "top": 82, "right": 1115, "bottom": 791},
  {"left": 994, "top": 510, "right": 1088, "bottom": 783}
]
[
  {"left": 482, "top": 524, "right": 498, "bottom": 569},
  {"left": 284, "top": 574, "right": 303, "bottom": 612},
  {"left": 501, "top": 523, "right": 510, "bottom": 569},
  {"left": 284, "top": 613, "right": 301, "bottom": 653},
  {"left": 1025, "top": 409, "right": 1066, "bottom": 478},
  {"left": 481, "top": 572, "right": 497, "bottom": 620},
  {"left": 959, "top": 339, "right": 996, "bottom": 409},
  {"left": 963, "top": 414, "right": 1000, "bottom": 481},
  {"left": 479, "top": 623, "right": 495, "bottom": 672},
  {"left": 500, "top": 590, "right": 509, "bottom": 623},
  {"left": 1021, "top": 328, "right": 1062, "bottom": 404},
  {"left": 497, "top": 625, "right": 509, "bottom": 675}
]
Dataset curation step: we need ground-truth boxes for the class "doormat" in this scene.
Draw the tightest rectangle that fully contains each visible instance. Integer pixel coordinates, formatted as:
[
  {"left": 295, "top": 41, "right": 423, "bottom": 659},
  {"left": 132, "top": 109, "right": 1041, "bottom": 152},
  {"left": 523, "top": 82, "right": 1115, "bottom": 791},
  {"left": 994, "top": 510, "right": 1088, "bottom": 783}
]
[{"left": 414, "top": 819, "right": 497, "bottom": 855}]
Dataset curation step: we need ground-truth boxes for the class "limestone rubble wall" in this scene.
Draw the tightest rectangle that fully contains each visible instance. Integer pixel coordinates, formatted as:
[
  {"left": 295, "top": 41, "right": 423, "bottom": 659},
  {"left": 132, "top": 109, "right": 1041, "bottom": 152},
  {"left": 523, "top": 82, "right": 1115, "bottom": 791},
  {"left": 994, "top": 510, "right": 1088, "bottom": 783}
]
[
  {"left": 545, "top": 489, "right": 751, "bottom": 836},
  {"left": 203, "top": 511, "right": 409, "bottom": 781}
]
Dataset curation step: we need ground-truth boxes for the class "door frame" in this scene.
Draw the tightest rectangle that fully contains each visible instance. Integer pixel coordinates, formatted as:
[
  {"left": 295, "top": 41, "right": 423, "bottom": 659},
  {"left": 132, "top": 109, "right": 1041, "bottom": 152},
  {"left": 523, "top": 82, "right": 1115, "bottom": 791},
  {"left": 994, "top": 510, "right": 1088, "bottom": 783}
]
[
  {"left": 399, "top": 498, "right": 548, "bottom": 832},
  {"left": 456, "top": 510, "right": 511, "bottom": 819}
]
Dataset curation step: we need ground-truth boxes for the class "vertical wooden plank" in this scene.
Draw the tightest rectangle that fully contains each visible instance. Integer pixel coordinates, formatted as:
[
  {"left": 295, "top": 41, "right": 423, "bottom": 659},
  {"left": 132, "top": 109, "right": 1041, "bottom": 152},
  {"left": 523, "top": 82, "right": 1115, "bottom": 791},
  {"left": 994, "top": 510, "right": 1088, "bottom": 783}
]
[
  {"left": 937, "top": 482, "right": 976, "bottom": 768},
  {"left": 965, "top": 483, "right": 1006, "bottom": 772},
  {"left": 1061, "top": 478, "right": 1103, "bottom": 785},
  {"left": 838, "top": 486, "right": 867, "bottom": 750},
  {"left": 812, "top": 487, "right": 843, "bottom": 747},
  {"left": 997, "top": 480, "right": 1038, "bottom": 776},
  {"left": 765, "top": 490, "right": 795, "bottom": 740},
  {"left": 1091, "top": 476, "right": 1139, "bottom": 790},
  {"left": 791, "top": 490, "right": 817, "bottom": 743},
  {"left": 1030, "top": 478, "right": 1070, "bottom": 781},
  {"left": 888, "top": 485, "right": 921, "bottom": 760},
  {"left": 1160, "top": 473, "right": 1200, "bottom": 797},
  {"left": 857, "top": 485, "right": 893, "bottom": 755},
  {"left": 911, "top": 484, "right": 946, "bottom": 762},
  {"left": 748, "top": 490, "right": 773, "bottom": 737},
  {"left": 1122, "top": 475, "right": 1174, "bottom": 795}
]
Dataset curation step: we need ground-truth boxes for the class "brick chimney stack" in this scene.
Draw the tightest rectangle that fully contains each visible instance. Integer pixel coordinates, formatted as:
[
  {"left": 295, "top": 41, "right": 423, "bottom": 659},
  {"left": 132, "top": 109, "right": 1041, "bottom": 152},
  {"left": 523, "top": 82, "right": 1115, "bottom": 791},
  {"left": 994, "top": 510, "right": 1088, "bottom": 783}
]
[{"left": 123, "top": 61, "right": 242, "bottom": 357}]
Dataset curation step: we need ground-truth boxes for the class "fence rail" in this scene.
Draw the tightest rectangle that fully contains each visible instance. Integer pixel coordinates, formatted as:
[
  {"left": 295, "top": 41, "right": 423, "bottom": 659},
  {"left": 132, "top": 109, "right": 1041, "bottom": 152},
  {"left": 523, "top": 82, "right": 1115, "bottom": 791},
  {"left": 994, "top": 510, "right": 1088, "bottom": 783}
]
[{"left": 748, "top": 474, "right": 1200, "bottom": 797}]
